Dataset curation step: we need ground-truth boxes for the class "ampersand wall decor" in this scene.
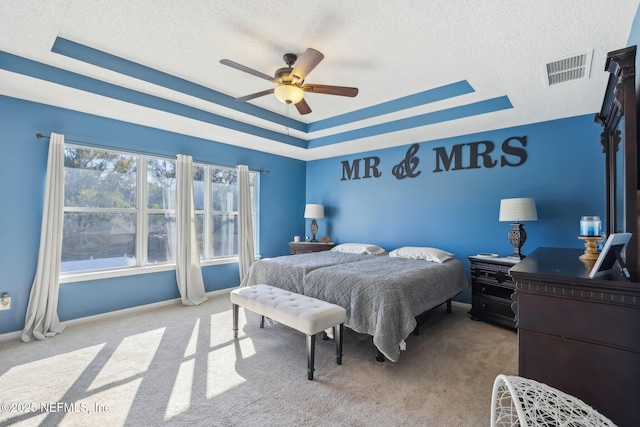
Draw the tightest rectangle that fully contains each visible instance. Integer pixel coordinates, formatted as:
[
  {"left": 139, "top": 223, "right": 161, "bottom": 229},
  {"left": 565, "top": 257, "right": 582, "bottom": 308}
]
[{"left": 392, "top": 143, "right": 421, "bottom": 179}]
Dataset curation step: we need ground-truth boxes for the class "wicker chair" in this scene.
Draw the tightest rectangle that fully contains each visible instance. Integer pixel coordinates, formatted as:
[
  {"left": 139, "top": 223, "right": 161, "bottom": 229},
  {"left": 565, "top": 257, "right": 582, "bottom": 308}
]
[{"left": 490, "top": 374, "right": 617, "bottom": 426}]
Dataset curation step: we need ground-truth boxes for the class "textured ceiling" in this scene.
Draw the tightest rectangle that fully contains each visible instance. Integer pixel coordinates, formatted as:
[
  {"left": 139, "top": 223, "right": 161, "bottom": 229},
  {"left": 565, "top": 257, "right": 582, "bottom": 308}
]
[{"left": 0, "top": 0, "right": 638, "bottom": 161}]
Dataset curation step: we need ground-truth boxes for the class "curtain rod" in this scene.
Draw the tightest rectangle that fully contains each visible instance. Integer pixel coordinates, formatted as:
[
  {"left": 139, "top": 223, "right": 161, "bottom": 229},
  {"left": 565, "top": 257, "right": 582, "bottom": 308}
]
[{"left": 35, "top": 133, "right": 270, "bottom": 173}]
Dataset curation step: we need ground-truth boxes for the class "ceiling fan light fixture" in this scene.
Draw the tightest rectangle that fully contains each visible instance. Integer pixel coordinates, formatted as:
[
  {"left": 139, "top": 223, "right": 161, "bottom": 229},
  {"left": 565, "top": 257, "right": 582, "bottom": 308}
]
[
  {"left": 221, "top": 48, "right": 357, "bottom": 114},
  {"left": 274, "top": 84, "right": 304, "bottom": 104}
]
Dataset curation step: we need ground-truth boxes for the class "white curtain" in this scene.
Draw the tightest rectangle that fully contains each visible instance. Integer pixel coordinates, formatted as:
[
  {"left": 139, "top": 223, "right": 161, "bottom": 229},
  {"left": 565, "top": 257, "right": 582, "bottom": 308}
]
[
  {"left": 175, "top": 155, "right": 207, "bottom": 306},
  {"left": 237, "top": 165, "right": 255, "bottom": 281},
  {"left": 22, "top": 133, "right": 66, "bottom": 342}
]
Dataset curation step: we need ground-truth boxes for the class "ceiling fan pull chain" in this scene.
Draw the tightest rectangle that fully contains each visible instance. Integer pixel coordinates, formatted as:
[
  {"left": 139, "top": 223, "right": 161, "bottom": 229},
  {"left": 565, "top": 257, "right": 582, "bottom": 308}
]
[{"left": 285, "top": 104, "right": 291, "bottom": 136}]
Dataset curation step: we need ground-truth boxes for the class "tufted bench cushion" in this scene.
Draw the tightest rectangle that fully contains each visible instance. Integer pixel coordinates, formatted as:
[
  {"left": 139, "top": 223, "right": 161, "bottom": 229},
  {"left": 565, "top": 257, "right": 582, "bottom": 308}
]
[{"left": 230, "top": 284, "right": 346, "bottom": 380}]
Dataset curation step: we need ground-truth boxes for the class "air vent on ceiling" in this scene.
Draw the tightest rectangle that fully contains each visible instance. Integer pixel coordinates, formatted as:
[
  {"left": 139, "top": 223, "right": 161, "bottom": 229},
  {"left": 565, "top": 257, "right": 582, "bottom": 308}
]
[{"left": 544, "top": 51, "right": 592, "bottom": 86}]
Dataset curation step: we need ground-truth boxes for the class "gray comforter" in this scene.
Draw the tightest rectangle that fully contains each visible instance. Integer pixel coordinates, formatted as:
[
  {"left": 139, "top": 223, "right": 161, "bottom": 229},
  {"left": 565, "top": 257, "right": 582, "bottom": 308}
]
[
  {"left": 240, "top": 252, "right": 469, "bottom": 362},
  {"left": 240, "top": 251, "right": 367, "bottom": 293}
]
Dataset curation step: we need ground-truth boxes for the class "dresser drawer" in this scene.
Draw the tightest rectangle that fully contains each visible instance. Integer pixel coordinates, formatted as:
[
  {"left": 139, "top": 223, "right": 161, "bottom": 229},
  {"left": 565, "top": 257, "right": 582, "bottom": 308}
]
[
  {"left": 471, "top": 263, "right": 515, "bottom": 286},
  {"left": 473, "top": 295, "right": 515, "bottom": 320},
  {"left": 475, "top": 282, "right": 514, "bottom": 300},
  {"left": 518, "top": 292, "right": 640, "bottom": 350}
]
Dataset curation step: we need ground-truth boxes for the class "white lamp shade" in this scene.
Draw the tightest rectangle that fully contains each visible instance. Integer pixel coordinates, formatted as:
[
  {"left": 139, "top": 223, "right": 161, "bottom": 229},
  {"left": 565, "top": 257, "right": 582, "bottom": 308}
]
[
  {"left": 499, "top": 197, "right": 538, "bottom": 222},
  {"left": 304, "top": 204, "right": 324, "bottom": 219},
  {"left": 274, "top": 84, "right": 305, "bottom": 104}
]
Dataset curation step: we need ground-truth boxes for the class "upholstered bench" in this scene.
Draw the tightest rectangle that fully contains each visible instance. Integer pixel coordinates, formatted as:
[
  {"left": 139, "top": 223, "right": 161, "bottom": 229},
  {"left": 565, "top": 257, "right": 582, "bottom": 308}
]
[{"left": 230, "top": 284, "right": 346, "bottom": 380}]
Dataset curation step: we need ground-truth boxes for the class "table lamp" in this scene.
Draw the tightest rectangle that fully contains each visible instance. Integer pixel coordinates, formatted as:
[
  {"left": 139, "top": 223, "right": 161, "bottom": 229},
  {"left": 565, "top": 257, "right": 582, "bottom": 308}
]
[
  {"left": 304, "top": 204, "right": 324, "bottom": 242},
  {"left": 499, "top": 197, "right": 538, "bottom": 259}
]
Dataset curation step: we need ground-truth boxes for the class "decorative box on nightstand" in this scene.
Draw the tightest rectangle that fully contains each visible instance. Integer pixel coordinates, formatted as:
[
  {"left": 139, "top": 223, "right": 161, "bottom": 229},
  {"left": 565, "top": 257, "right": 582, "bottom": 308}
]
[
  {"left": 468, "top": 255, "right": 520, "bottom": 329},
  {"left": 288, "top": 241, "right": 336, "bottom": 255}
]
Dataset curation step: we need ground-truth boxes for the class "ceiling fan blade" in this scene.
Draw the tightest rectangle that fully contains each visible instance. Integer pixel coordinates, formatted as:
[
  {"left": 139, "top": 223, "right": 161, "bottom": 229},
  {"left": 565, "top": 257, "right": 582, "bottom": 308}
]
[
  {"left": 289, "top": 48, "right": 324, "bottom": 84},
  {"left": 235, "top": 88, "right": 275, "bottom": 102},
  {"left": 302, "top": 84, "right": 358, "bottom": 97},
  {"left": 295, "top": 98, "right": 312, "bottom": 115},
  {"left": 220, "top": 59, "right": 277, "bottom": 83}
]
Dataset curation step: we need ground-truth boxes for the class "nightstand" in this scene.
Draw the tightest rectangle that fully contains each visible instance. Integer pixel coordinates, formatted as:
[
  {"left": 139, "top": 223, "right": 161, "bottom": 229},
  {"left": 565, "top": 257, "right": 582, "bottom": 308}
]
[
  {"left": 288, "top": 242, "right": 336, "bottom": 255},
  {"left": 468, "top": 255, "right": 520, "bottom": 329}
]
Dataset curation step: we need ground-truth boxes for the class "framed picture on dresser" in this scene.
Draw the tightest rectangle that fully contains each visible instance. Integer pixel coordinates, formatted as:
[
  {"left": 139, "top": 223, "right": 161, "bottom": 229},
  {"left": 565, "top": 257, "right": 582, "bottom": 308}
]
[{"left": 589, "top": 232, "right": 632, "bottom": 278}]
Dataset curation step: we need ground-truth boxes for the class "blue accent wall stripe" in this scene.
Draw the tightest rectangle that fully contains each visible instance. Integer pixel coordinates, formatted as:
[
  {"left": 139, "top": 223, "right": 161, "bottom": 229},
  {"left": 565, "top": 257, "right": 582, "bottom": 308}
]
[
  {"left": 308, "top": 80, "right": 475, "bottom": 132},
  {"left": 0, "top": 51, "right": 308, "bottom": 148},
  {"left": 48, "top": 39, "right": 502, "bottom": 143},
  {"left": 1, "top": 46, "right": 514, "bottom": 151},
  {"left": 52, "top": 37, "right": 307, "bottom": 132},
  {"left": 307, "top": 96, "right": 513, "bottom": 148}
]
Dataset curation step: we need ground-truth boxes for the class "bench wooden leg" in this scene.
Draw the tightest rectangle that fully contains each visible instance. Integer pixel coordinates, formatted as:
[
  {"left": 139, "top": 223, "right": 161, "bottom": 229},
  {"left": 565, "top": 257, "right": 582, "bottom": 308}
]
[
  {"left": 307, "top": 334, "right": 316, "bottom": 380},
  {"left": 232, "top": 304, "right": 239, "bottom": 338},
  {"left": 335, "top": 324, "right": 343, "bottom": 365}
]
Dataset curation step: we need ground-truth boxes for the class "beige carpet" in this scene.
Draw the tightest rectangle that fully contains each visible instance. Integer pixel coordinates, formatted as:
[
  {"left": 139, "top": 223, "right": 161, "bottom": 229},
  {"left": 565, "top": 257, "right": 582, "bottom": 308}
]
[{"left": 0, "top": 292, "right": 517, "bottom": 427}]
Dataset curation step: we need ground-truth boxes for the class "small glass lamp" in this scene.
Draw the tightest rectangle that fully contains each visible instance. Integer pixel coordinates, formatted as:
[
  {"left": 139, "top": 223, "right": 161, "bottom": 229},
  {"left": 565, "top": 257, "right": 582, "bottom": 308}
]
[
  {"left": 304, "top": 204, "right": 324, "bottom": 242},
  {"left": 499, "top": 197, "right": 538, "bottom": 259}
]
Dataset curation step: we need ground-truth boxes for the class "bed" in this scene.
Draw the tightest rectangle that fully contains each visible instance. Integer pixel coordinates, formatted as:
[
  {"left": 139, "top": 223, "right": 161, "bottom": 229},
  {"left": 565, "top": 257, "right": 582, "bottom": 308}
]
[
  {"left": 239, "top": 250, "right": 367, "bottom": 294},
  {"left": 239, "top": 245, "right": 469, "bottom": 362}
]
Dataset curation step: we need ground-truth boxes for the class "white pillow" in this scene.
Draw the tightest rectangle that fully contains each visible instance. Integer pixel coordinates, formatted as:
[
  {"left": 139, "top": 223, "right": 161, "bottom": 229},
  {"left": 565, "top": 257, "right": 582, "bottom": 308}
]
[
  {"left": 388, "top": 246, "right": 454, "bottom": 263},
  {"left": 330, "top": 243, "right": 386, "bottom": 255}
]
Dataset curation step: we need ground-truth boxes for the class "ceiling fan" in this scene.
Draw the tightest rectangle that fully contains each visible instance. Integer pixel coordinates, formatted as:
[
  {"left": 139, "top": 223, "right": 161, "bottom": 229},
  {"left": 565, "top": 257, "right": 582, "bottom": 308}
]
[{"left": 220, "top": 48, "right": 358, "bottom": 115}]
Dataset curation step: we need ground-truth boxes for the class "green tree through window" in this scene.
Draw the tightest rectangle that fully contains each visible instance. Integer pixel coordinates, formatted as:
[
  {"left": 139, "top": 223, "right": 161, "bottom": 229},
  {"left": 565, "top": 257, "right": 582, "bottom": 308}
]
[{"left": 61, "top": 146, "right": 258, "bottom": 275}]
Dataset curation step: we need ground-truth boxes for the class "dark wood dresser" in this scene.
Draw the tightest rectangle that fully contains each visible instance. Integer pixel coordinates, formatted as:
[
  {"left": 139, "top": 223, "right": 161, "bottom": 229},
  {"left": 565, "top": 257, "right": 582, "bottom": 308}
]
[
  {"left": 288, "top": 242, "right": 336, "bottom": 255},
  {"left": 468, "top": 256, "right": 520, "bottom": 329},
  {"left": 510, "top": 247, "right": 640, "bottom": 427}
]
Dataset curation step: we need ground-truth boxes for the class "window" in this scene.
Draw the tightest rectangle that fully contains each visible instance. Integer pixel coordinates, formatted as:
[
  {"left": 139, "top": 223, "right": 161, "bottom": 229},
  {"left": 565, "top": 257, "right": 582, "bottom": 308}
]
[
  {"left": 194, "top": 166, "right": 258, "bottom": 259},
  {"left": 211, "top": 167, "right": 241, "bottom": 257},
  {"left": 62, "top": 147, "right": 138, "bottom": 272},
  {"left": 61, "top": 145, "right": 258, "bottom": 277},
  {"left": 146, "top": 158, "right": 176, "bottom": 265}
]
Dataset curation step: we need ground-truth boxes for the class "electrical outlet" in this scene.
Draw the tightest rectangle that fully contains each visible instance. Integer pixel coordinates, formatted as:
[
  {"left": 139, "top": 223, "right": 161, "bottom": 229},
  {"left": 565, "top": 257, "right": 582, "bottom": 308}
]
[{"left": 0, "top": 293, "right": 10, "bottom": 311}]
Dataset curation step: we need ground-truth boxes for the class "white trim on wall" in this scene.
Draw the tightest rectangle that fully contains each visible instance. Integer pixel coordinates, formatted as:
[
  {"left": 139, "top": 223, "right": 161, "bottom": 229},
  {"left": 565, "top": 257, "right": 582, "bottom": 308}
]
[
  {"left": 451, "top": 301, "right": 471, "bottom": 311},
  {"left": 0, "top": 287, "right": 234, "bottom": 342}
]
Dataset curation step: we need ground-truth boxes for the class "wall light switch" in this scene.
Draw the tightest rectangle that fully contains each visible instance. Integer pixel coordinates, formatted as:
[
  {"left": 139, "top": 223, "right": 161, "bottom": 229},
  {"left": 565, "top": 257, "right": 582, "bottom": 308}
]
[{"left": 0, "top": 293, "right": 10, "bottom": 311}]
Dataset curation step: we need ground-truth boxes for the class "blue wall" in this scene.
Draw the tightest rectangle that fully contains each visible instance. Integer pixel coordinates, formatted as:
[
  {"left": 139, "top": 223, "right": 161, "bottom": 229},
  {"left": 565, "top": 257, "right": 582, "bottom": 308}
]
[
  {"left": 306, "top": 115, "right": 605, "bottom": 303},
  {"left": 0, "top": 95, "right": 305, "bottom": 334}
]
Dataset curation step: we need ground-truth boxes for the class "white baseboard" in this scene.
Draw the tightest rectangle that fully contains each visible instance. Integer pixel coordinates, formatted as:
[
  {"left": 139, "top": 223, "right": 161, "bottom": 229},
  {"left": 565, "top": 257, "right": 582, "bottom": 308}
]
[
  {"left": 0, "top": 288, "right": 233, "bottom": 343},
  {"left": 0, "top": 330, "right": 21, "bottom": 342},
  {"left": 451, "top": 300, "right": 471, "bottom": 310}
]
